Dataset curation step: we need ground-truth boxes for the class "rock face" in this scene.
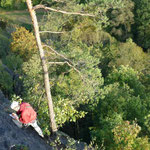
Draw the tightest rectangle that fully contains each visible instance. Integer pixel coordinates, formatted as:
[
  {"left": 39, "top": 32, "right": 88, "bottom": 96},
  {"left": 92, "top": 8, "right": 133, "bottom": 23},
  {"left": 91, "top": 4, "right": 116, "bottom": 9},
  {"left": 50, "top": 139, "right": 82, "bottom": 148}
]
[
  {"left": 0, "top": 91, "right": 92, "bottom": 150},
  {"left": 0, "top": 91, "right": 52, "bottom": 150}
]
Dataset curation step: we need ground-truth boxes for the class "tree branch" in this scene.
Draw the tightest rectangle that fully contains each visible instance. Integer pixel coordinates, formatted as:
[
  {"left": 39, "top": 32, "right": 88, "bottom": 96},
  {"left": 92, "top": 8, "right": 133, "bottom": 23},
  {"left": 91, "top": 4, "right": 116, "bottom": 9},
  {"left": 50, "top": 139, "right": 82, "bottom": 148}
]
[
  {"left": 49, "top": 61, "right": 81, "bottom": 74},
  {"left": 43, "top": 44, "right": 73, "bottom": 64},
  {"left": 44, "top": 45, "right": 86, "bottom": 83},
  {"left": 39, "top": 31, "right": 64, "bottom": 34},
  {"left": 33, "top": 4, "right": 95, "bottom": 17},
  {"left": 49, "top": 62, "right": 66, "bottom": 65}
]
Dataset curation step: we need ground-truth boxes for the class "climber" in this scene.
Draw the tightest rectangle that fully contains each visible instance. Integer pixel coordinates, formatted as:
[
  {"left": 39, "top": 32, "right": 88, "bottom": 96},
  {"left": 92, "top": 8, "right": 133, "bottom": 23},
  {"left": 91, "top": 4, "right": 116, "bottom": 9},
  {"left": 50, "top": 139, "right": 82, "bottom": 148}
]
[{"left": 10, "top": 101, "right": 44, "bottom": 138}]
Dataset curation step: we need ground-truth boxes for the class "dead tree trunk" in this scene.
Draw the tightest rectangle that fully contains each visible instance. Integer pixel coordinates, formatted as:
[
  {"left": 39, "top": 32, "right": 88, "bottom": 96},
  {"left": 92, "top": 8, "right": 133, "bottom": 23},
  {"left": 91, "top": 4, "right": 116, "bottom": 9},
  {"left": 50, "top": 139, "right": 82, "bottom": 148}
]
[{"left": 26, "top": 0, "right": 57, "bottom": 133}]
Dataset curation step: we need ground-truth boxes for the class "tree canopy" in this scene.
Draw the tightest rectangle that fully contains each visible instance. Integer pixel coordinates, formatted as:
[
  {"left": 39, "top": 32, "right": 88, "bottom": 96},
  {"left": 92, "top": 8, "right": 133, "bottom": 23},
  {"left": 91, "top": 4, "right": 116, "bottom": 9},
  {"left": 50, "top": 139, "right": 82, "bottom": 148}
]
[{"left": 0, "top": 0, "right": 150, "bottom": 149}]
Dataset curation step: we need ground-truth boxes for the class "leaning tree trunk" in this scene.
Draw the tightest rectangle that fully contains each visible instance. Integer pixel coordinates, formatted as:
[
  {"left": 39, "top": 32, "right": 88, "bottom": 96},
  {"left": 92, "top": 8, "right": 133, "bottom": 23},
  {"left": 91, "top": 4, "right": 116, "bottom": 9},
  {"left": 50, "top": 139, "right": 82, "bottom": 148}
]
[{"left": 26, "top": 0, "right": 57, "bottom": 133}]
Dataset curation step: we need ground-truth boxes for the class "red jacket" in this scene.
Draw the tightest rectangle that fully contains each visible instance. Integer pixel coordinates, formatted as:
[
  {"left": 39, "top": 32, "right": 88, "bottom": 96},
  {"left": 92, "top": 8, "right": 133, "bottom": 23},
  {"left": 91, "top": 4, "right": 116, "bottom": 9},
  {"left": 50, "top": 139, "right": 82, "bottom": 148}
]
[{"left": 17, "top": 102, "right": 37, "bottom": 124}]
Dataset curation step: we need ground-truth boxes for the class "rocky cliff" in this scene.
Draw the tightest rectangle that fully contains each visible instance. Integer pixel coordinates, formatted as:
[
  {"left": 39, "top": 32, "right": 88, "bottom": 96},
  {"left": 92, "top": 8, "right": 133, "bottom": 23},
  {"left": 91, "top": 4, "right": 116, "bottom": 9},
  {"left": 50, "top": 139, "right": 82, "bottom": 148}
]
[
  {"left": 0, "top": 91, "right": 92, "bottom": 150},
  {"left": 0, "top": 90, "right": 53, "bottom": 150}
]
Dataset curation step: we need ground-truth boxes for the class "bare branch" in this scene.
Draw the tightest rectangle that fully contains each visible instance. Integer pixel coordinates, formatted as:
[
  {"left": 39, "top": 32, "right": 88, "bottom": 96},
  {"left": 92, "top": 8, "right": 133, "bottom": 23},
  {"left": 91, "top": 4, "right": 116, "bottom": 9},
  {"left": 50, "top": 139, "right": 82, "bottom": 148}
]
[
  {"left": 49, "top": 0, "right": 65, "bottom": 3},
  {"left": 39, "top": 31, "right": 64, "bottom": 34},
  {"left": 33, "top": 4, "right": 95, "bottom": 17},
  {"left": 48, "top": 61, "right": 81, "bottom": 74},
  {"left": 49, "top": 61, "right": 66, "bottom": 65},
  {"left": 44, "top": 50, "right": 55, "bottom": 55},
  {"left": 65, "top": 61, "right": 81, "bottom": 75},
  {"left": 43, "top": 44, "right": 72, "bottom": 64},
  {"left": 44, "top": 45, "right": 87, "bottom": 83}
]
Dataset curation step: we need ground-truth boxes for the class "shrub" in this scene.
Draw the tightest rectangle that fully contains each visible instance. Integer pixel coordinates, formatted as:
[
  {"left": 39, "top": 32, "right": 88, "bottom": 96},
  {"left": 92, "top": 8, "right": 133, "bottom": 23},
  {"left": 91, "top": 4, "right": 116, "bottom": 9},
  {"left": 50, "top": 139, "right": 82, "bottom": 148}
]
[
  {"left": 109, "top": 40, "right": 147, "bottom": 72},
  {"left": 113, "top": 121, "right": 150, "bottom": 150},
  {"left": 106, "top": 65, "right": 145, "bottom": 97},
  {"left": 2, "top": 53, "right": 23, "bottom": 72},
  {"left": 0, "top": 32, "right": 10, "bottom": 58},
  {"left": 11, "top": 27, "right": 37, "bottom": 61},
  {"left": 0, "top": 63, "right": 13, "bottom": 96}
]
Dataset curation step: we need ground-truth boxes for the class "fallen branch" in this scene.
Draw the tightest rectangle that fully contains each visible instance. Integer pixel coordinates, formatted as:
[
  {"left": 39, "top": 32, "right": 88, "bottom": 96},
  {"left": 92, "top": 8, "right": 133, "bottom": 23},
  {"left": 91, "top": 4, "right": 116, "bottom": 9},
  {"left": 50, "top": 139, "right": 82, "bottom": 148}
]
[{"left": 33, "top": 4, "right": 95, "bottom": 17}]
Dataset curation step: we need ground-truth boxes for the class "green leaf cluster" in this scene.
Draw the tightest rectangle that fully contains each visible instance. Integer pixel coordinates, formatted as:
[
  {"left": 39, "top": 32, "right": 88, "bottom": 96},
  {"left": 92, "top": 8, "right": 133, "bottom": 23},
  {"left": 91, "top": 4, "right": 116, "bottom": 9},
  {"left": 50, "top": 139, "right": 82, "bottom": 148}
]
[
  {"left": 90, "top": 65, "right": 150, "bottom": 149},
  {"left": 0, "top": 0, "right": 41, "bottom": 9},
  {"left": 113, "top": 121, "right": 150, "bottom": 150},
  {"left": 1, "top": 0, "right": 149, "bottom": 149},
  {"left": 11, "top": 27, "right": 37, "bottom": 61},
  {"left": 0, "top": 63, "right": 13, "bottom": 96},
  {"left": 106, "top": 0, "right": 134, "bottom": 41},
  {"left": 133, "top": 0, "right": 150, "bottom": 49}
]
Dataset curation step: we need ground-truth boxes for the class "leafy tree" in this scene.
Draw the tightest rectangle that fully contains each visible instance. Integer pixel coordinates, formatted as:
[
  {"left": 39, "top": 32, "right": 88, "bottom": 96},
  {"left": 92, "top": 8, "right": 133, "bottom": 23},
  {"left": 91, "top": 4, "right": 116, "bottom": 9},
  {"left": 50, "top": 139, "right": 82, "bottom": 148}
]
[
  {"left": 106, "top": 0, "right": 134, "bottom": 41},
  {"left": 132, "top": 0, "right": 150, "bottom": 49},
  {"left": 0, "top": 63, "right": 13, "bottom": 96},
  {"left": 113, "top": 121, "right": 150, "bottom": 150},
  {"left": 11, "top": 27, "right": 37, "bottom": 61},
  {"left": 109, "top": 39, "right": 147, "bottom": 73},
  {"left": 0, "top": 0, "right": 14, "bottom": 9},
  {"left": 90, "top": 112, "right": 123, "bottom": 148},
  {"left": 0, "top": 53, "right": 23, "bottom": 96},
  {"left": 21, "top": 38, "right": 104, "bottom": 134},
  {"left": 0, "top": 30, "right": 10, "bottom": 58},
  {"left": 0, "top": 0, "right": 25, "bottom": 9},
  {"left": 106, "top": 65, "right": 145, "bottom": 97},
  {"left": 26, "top": 0, "right": 123, "bottom": 134},
  {"left": 90, "top": 66, "right": 149, "bottom": 148},
  {"left": 2, "top": 53, "right": 23, "bottom": 72},
  {"left": 51, "top": 42, "right": 103, "bottom": 106},
  {"left": 0, "top": 0, "right": 41, "bottom": 9}
]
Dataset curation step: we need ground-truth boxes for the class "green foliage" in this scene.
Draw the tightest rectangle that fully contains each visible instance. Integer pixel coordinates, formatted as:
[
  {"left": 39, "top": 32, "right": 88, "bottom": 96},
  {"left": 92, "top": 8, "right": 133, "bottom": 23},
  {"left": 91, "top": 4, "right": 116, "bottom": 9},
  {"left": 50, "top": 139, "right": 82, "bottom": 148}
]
[
  {"left": 0, "top": 63, "right": 13, "bottom": 95},
  {"left": 0, "top": 53, "right": 23, "bottom": 96},
  {"left": 0, "top": 0, "right": 26, "bottom": 9},
  {"left": 38, "top": 2, "right": 150, "bottom": 146},
  {"left": 95, "top": 41, "right": 118, "bottom": 77},
  {"left": 106, "top": 65, "right": 145, "bottom": 97},
  {"left": 21, "top": 37, "right": 104, "bottom": 133},
  {"left": 106, "top": 0, "right": 134, "bottom": 41},
  {"left": 52, "top": 42, "right": 103, "bottom": 106},
  {"left": 21, "top": 54, "right": 49, "bottom": 134},
  {"left": 133, "top": 0, "right": 150, "bottom": 49},
  {"left": 70, "top": 18, "right": 115, "bottom": 46},
  {"left": 143, "top": 113, "right": 150, "bottom": 135},
  {"left": 0, "top": 30, "right": 10, "bottom": 58},
  {"left": 2, "top": 53, "right": 23, "bottom": 72},
  {"left": 40, "top": 0, "right": 124, "bottom": 44},
  {"left": 0, "top": 0, "right": 149, "bottom": 149},
  {"left": 133, "top": 136, "right": 150, "bottom": 150},
  {"left": 11, "top": 144, "right": 29, "bottom": 150},
  {"left": 109, "top": 39, "right": 147, "bottom": 73},
  {"left": 113, "top": 121, "right": 140, "bottom": 150},
  {"left": 11, "top": 27, "right": 37, "bottom": 61},
  {"left": 112, "top": 121, "right": 150, "bottom": 150},
  {"left": 54, "top": 97, "right": 87, "bottom": 126},
  {"left": 0, "top": 0, "right": 41, "bottom": 9},
  {"left": 90, "top": 112, "right": 123, "bottom": 148},
  {"left": 90, "top": 66, "right": 149, "bottom": 148},
  {"left": 1, "top": 0, "right": 14, "bottom": 9}
]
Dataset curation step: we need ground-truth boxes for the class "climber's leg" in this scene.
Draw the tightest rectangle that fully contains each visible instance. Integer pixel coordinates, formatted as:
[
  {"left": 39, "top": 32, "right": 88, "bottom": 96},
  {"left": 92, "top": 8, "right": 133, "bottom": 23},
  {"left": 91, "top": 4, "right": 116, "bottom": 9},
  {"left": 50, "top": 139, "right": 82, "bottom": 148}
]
[{"left": 29, "top": 120, "right": 44, "bottom": 138}]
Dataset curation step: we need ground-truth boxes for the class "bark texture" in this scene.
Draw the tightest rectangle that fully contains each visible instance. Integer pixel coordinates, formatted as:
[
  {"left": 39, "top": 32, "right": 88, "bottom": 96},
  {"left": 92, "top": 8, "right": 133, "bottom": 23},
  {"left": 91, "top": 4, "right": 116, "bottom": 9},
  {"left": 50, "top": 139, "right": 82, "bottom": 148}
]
[{"left": 26, "top": 0, "right": 57, "bottom": 133}]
